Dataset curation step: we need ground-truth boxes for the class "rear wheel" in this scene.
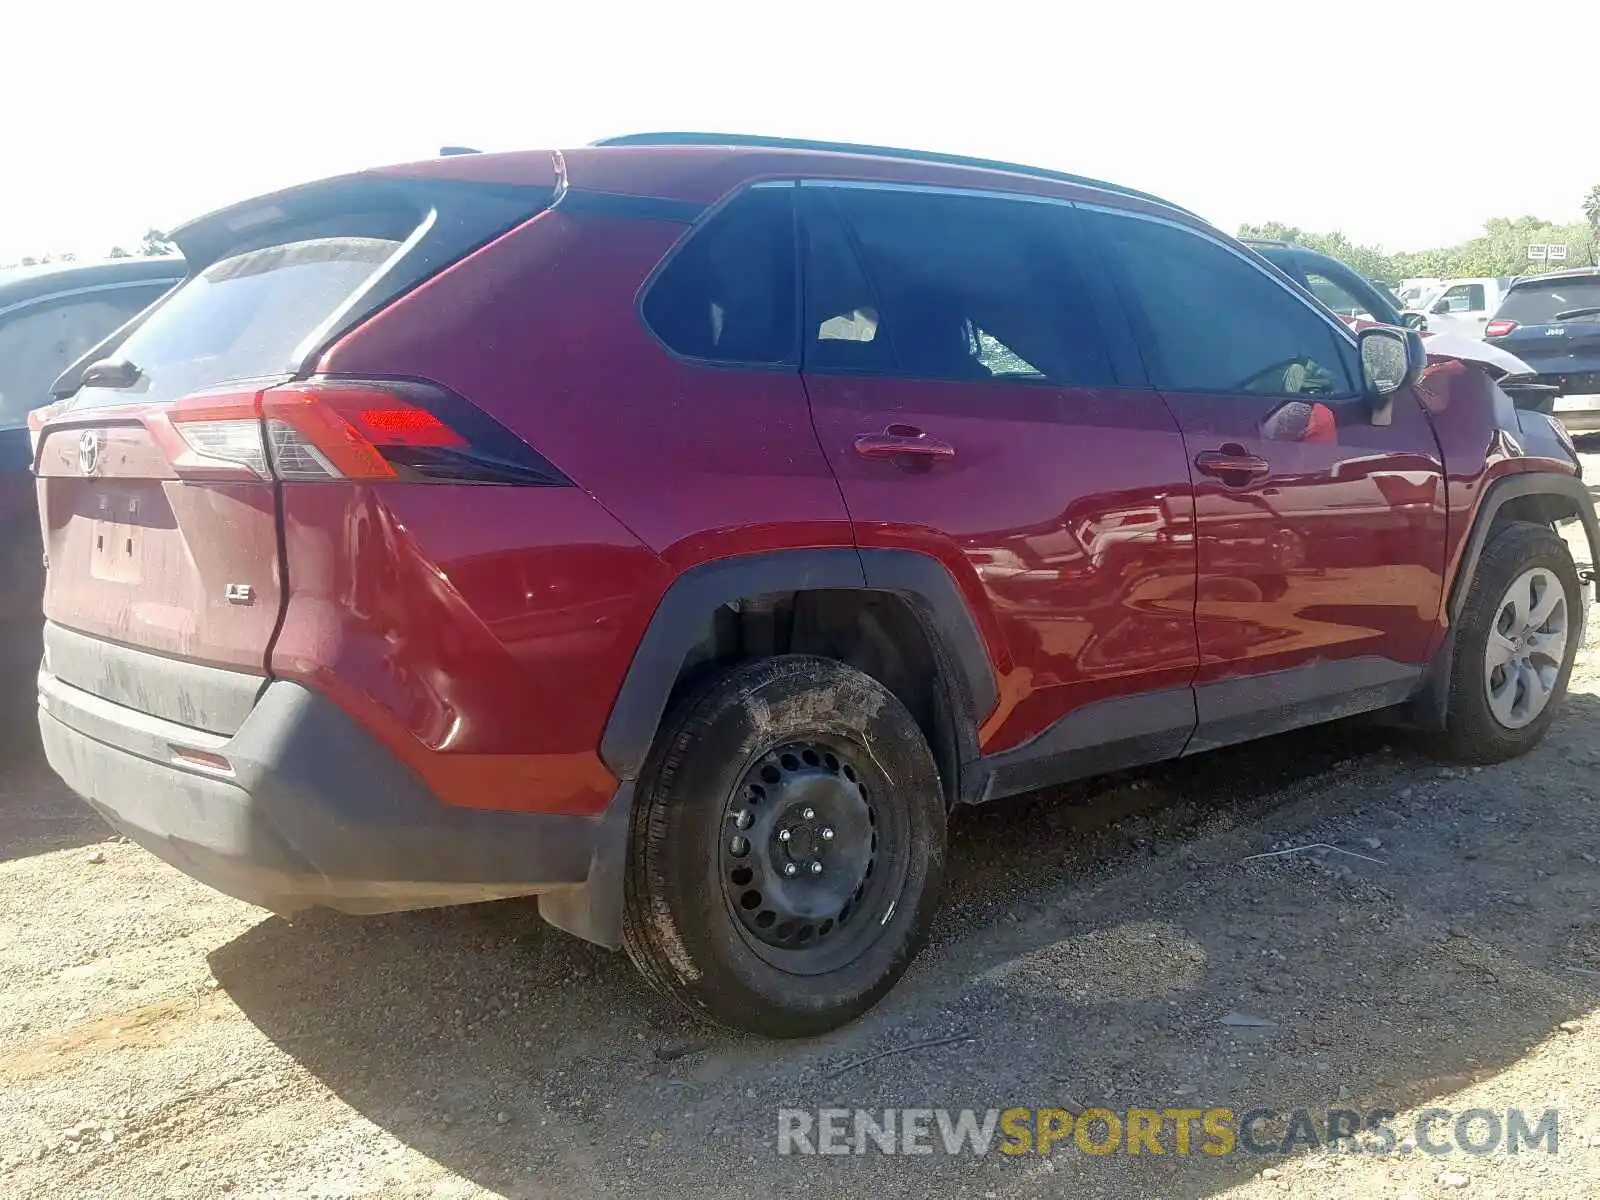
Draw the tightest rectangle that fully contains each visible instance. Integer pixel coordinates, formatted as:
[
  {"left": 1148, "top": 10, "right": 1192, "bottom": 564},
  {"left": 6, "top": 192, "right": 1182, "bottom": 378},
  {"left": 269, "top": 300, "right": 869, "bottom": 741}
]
[
  {"left": 621, "top": 655, "right": 946, "bottom": 1037},
  {"left": 1436, "top": 520, "right": 1582, "bottom": 763}
]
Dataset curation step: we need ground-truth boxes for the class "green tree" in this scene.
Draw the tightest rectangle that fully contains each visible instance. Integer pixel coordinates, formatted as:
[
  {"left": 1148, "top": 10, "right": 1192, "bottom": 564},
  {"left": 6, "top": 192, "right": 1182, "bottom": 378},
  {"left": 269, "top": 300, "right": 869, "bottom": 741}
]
[
  {"left": 107, "top": 245, "right": 131, "bottom": 259},
  {"left": 139, "top": 228, "right": 176, "bottom": 257},
  {"left": 1583, "top": 186, "right": 1600, "bottom": 265}
]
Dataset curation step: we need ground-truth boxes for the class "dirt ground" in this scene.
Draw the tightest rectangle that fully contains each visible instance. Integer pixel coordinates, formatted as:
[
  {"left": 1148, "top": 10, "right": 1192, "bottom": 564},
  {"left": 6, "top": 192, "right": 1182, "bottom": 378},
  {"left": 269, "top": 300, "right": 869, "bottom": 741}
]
[{"left": 5, "top": 518, "right": 1600, "bottom": 1200}]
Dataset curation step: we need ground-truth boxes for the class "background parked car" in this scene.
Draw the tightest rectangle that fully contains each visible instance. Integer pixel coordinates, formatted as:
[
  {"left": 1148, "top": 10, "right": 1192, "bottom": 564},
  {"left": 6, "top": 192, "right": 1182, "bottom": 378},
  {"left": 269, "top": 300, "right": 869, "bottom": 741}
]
[
  {"left": 1484, "top": 268, "right": 1600, "bottom": 434},
  {"left": 1420, "top": 276, "right": 1513, "bottom": 337},
  {"left": 0, "top": 257, "right": 185, "bottom": 752}
]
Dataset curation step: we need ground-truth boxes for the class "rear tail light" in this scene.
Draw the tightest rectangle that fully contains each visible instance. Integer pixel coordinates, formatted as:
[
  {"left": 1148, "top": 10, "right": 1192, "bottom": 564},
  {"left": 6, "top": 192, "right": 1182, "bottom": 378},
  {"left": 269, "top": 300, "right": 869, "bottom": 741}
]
[
  {"left": 164, "top": 379, "right": 567, "bottom": 486},
  {"left": 1484, "top": 319, "right": 1518, "bottom": 338}
]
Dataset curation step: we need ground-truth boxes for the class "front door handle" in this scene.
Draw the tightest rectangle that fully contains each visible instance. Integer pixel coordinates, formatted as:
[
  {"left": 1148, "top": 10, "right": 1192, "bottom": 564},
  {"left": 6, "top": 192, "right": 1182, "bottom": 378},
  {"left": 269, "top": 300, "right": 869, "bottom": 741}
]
[
  {"left": 1195, "top": 446, "right": 1270, "bottom": 485},
  {"left": 854, "top": 424, "right": 956, "bottom": 468}
]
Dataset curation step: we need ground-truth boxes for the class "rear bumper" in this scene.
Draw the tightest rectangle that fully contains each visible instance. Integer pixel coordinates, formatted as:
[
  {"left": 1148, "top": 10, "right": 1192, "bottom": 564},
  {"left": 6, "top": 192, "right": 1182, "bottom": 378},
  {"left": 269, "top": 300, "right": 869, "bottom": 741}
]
[{"left": 39, "top": 671, "right": 609, "bottom": 916}]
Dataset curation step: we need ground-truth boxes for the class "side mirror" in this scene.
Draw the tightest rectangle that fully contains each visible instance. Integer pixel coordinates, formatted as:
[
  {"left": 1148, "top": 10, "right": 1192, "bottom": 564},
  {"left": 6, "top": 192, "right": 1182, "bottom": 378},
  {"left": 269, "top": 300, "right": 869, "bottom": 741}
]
[
  {"left": 1359, "top": 326, "right": 1426, "bottom": 426},
  {"left": 1430, "top": 298, "right": 1450, "bottom": 315},
  {"left": 1401, "top": 312, "right": 1427, "bottom": 332}
]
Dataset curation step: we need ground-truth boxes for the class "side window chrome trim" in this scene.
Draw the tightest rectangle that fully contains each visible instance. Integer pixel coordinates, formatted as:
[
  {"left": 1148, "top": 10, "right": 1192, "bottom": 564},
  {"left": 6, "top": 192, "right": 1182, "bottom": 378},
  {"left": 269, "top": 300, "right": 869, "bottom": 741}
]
[
  {"left": 1073, "top": 200, "right": 1360, "bottom": 350},
  {"left": 798, "top": 177, "right": 1077, "bottom": 212}
]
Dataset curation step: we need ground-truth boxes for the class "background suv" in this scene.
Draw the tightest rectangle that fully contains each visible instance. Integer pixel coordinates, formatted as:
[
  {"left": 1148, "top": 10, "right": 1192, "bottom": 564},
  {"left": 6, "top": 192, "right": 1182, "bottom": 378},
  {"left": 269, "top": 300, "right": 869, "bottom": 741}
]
[
  {"left": 0, "top": 257, "right": 184, "bottom": 752},
  {"left": 30, "top": 134, "right": 1598, "bottom": 1036},
  {"left": 1484, "top": 268, "right": 1600, "bottom": 433}
]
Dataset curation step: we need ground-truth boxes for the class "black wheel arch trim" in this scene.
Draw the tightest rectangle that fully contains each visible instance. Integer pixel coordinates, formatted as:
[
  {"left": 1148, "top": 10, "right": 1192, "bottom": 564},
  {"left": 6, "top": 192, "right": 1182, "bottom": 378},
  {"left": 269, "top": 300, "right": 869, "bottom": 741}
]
[
  {"left": 1447, "top": 472, "right": 1599, "bottom": 624},
  {"left": 1411, "top": 471, "right": 1598, "bottom": 731},
  {"left": 598, "top": 548, "right": 999, "bottom": 782}
]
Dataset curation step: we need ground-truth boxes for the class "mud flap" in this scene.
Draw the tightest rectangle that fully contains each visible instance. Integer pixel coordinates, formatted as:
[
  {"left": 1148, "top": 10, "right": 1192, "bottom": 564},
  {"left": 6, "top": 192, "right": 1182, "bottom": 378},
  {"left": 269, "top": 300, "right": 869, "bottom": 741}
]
[{"left": 538, "top": 780, "right": 636, "bottom": 949}]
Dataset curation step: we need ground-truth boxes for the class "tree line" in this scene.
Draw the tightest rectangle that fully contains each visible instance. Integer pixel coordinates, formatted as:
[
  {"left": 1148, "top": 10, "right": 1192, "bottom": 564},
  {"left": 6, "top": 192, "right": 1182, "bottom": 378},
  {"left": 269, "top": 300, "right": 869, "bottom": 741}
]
[
  {"left": 4, "top": 229, "right": 176, "bottom": 269},
  {"left": 1242, "top": 186, "right": 1600, "bottom": 283}
]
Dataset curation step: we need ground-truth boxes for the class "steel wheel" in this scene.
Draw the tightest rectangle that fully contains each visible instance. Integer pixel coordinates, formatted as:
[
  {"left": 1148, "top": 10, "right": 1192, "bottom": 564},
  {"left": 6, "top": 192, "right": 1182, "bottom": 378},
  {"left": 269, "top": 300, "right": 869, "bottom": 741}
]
[
  {"left": 719, "top": 739, "right": 899, "bottom": 975},
  {"left": 1483, "top": 565, "right": 1569, "bottom": 730}
]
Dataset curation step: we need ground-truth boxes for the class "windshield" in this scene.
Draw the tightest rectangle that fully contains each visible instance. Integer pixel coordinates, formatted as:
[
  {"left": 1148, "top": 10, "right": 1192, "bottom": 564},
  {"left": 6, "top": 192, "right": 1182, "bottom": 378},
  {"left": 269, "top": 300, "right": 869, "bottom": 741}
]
[
  {"left": 67, "top": 236, "right": 402, "bottom": 410},
  {"left": 1495, "top": 278, "right": 1600, "bottom": 325}
]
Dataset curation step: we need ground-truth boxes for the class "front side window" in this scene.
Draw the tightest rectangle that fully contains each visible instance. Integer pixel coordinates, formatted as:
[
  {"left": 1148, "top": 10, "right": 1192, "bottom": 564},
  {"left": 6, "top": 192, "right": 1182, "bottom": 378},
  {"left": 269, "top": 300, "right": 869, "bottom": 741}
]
[
  {"left": 642, "top": 186, "right": 797, "bottom": 364},
  {"left": 802, "top": 186, "right": 1115, "bottom": 387},
  {"left": 1087, "top": 212, "right": 1353, "bottom": 398},
  {"left": 0, "top": 284, "right": 172, "bottom": 427}
]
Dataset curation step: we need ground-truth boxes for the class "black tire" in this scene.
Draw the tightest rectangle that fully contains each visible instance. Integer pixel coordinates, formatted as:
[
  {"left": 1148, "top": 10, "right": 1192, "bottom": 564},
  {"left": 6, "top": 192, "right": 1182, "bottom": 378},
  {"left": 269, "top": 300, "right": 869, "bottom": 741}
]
[
  {"left": 621, "top": 655, "right": 946, "bottom": 1038},
  {"left": 1435, "top": 520, "right": 1583, "bottom": 763}
]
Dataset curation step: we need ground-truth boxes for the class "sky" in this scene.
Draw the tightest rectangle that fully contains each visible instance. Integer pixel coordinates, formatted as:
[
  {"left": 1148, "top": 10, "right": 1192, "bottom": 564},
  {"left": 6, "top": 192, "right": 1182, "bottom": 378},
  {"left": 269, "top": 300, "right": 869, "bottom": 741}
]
[{"left": 4, "top": 1, "right": 1596, "bottom": 265}]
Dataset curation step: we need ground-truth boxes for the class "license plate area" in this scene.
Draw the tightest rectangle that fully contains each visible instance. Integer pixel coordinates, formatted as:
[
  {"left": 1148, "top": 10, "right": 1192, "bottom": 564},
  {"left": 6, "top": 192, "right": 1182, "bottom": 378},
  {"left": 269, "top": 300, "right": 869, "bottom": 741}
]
[{"left": 84, "top": 488, "right": 150, "bottom": 585}]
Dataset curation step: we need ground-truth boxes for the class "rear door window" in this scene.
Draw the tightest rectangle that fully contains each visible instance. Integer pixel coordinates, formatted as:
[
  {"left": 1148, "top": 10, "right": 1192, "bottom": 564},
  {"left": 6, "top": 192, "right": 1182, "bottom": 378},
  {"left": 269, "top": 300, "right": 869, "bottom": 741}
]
[
  {"left": 1496, "top": 278, "right": 1600, "bottom": 324},
  {"left": 0, "top": 284, "right": 173, "bottom": 427},
  {"left": 69, "top": 236, "right": 402, "bottom": 410},
  {"left": 802, "top": 186, "right": 1116, "bottom": 387},
  {"left": 642, "top": 186, "right": 797, "bottom": 364}
]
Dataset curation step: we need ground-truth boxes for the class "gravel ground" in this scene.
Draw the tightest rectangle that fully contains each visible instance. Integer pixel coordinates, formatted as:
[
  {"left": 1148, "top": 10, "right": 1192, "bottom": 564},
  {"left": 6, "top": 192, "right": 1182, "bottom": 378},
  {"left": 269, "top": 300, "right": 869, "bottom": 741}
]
[{"left": 3, "top": 508, "right": 1599, "bottom": 1199}]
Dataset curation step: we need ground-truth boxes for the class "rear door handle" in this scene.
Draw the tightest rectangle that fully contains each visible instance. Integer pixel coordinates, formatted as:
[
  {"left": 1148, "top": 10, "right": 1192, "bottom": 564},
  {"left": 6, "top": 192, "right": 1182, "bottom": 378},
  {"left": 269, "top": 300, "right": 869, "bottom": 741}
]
[
  {"left": 1194, "top": 447, "right": 1270, "bottom": 484},
  {"left": 854, "top": 424, "right": 956, "bottom": 468}
]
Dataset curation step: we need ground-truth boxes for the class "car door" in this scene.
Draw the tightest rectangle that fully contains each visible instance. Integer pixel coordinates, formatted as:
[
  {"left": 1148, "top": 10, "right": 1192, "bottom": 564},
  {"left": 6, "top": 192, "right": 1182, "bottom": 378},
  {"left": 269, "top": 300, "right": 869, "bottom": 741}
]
[
  {"left": 1082, "top": 207, "right": 1448, "bottom": 752},
  {"left": 798, "top": 182, "right": 1199, "bottom": 783}
]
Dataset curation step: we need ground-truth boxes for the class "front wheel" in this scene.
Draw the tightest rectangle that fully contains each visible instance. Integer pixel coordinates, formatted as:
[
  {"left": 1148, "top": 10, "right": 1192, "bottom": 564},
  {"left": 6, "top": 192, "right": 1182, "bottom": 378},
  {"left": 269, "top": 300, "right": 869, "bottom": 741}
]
[
  {"left": 621, "top": 656, "right": 946, "bottom": 1037},
  {"left": 1436, "top": 520, "right": 1583, "bottom": 763}
]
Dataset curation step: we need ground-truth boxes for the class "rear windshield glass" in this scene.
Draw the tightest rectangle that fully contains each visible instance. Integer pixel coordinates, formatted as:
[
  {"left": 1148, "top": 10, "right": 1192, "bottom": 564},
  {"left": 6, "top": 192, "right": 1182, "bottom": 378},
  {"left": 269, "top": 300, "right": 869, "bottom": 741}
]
[
  {"left": 68, "top": 236, "right": 401, "bottom": 408},
  {"left": 1495, "top": 277, "right": 1600, "bottom": 325}
]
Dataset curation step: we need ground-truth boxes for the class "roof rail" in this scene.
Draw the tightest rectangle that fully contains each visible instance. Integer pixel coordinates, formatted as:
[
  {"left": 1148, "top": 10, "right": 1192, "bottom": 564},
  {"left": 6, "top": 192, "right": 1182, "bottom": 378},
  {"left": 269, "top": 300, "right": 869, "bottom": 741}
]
[
  {"left": 591, "top": 131, "right": 1197, "bottom": 218},
  {"left": 1239, "top": 237, "right": 1293, "bottom": 249}
]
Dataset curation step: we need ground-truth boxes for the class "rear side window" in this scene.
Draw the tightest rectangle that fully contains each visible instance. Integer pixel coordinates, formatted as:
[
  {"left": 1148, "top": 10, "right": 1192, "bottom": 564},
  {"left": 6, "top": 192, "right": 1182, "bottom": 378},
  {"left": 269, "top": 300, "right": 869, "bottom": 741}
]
[
  {"left": 642, "top": 187, "right": 796, "bottom": 364},
  {"left": 1088, "top": 212, "right": 1354, "bottom": 398},
  {"left": 0, "top": 285, "right": 172, "bottom": 427},
  {"left": 1496, "top": 278, "right": 1600, "bottom": 324},
  {"left": 804, "top": 187, "right": 1115, "bottom": 386},
  {"left": 69, "top": 235, "right": 402, "bottom": 409}
]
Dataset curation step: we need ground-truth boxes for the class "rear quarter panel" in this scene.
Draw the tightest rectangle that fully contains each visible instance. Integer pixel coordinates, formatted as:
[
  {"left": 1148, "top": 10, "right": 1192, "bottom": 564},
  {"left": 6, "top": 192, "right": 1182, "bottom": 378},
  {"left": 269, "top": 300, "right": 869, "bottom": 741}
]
[{"left": 1415, "top": 357, "right": 1580, "bottom": 645}]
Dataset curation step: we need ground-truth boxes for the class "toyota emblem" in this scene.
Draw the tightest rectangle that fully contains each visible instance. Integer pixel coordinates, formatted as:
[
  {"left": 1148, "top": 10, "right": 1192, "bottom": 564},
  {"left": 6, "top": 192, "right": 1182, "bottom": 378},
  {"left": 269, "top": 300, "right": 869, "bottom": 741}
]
[{"left": 77, "top": 430, "right": 102, "bottom": 477}]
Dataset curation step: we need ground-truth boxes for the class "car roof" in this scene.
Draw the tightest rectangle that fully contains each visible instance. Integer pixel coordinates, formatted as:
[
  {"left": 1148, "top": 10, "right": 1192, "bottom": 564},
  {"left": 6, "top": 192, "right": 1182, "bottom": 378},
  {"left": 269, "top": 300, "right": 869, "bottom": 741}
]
[
  {"left": 0, "top": 256, "right": 187, "bottom": 309},
  {"left": 592, "top": 132, "right": 1198, "bottom": 218},
  {"left": 1508, "top": 267, "right": 1600, "bottom": 289}
]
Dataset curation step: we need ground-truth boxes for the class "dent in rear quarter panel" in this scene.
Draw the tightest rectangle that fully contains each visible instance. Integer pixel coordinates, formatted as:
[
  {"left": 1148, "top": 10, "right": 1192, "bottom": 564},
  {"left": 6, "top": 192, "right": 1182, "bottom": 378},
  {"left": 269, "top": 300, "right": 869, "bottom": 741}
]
[
  {"left": 270, "top": 482, "right": 671, "bottom": 815},
  {"left": 1414, "top": 358, "right": 1579, "bottom": 647},
  {"left": 316, "top": 205, "right": 856, "bottom": 567}
]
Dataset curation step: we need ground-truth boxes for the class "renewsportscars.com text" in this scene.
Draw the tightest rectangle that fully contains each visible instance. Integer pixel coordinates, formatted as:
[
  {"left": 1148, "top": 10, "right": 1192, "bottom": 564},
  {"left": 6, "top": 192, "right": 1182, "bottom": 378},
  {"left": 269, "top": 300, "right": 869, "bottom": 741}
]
[{"left": 777, "top": 1106, "right": 1560, "bottom": 1157}]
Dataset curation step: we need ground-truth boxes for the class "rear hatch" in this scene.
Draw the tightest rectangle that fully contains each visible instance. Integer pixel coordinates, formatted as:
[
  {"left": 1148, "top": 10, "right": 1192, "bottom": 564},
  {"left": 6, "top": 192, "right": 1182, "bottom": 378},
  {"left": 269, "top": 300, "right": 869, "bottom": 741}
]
[
  {"left": 1485, "top": 275, "right": 1600, "bottom": 396},
  {"left": 33, "top": 170, "right": 554, "bottom": 734}
]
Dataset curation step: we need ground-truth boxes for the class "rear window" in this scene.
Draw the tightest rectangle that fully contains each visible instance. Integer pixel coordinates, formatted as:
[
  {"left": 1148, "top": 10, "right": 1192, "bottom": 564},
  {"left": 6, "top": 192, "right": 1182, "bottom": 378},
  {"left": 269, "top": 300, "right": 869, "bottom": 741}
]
[
  {"left": 68, "top": 235, "right": 402, "bottom": 409},
  {"left": 1496, "top": 277, "right": 1600, "bottom": 325}
]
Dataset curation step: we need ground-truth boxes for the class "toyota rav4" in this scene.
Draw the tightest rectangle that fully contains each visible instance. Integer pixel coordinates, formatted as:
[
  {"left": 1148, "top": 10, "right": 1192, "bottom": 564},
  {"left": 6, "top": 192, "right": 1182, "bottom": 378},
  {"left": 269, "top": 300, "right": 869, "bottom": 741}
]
[{"left": 31, "top": 134, "right": 1600, "bottom": 1037}]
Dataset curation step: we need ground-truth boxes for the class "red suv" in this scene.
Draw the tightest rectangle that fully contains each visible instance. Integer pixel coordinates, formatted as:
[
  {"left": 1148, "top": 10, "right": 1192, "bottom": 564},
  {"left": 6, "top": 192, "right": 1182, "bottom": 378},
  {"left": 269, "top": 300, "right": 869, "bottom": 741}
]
[{"left": 32, "top": 134, "right": 1599, "bottom": 1036}]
